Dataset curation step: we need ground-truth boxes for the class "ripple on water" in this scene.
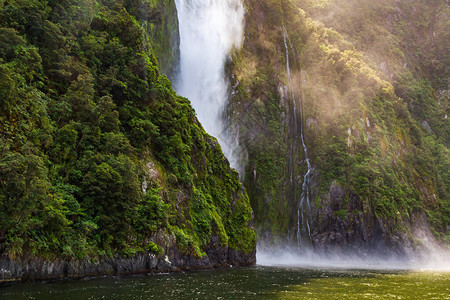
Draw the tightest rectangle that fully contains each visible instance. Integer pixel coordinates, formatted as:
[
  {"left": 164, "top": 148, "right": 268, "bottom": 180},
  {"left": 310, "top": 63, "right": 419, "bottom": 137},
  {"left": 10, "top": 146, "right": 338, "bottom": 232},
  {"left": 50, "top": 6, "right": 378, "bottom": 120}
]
[{"left": 0, "top": 267, "right": 449, "bottom": 299}]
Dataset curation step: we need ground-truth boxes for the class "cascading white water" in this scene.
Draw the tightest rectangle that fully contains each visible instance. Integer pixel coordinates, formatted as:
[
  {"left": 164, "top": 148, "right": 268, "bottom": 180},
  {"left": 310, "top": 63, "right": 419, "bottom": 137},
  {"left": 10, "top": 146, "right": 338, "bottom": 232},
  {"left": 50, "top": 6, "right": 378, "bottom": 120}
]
[
  {"left": 174, "top": 0, "right": 244, "bottom": 171},
  {"left": 298, "top": 74, "right": 313, "bottom": 245},
  {"left": 283, "top": 28, "right": 313, "bottom": 250}
]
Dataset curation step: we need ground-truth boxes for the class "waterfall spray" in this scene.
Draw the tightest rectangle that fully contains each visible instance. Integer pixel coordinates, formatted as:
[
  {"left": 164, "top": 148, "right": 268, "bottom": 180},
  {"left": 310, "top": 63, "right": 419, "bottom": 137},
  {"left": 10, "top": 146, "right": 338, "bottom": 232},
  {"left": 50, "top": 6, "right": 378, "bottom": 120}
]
[{"left": 174, "top": 0, "right": 244, "bottom": 172}]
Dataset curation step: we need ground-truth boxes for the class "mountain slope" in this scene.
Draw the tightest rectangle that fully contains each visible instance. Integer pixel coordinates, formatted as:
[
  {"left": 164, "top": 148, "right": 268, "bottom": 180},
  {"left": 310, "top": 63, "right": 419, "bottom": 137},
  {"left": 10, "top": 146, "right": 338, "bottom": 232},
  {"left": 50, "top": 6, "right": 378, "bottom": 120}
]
[
  {"left": 229, "top": 0, "right": 448, "bottom": 253},
  {"left": 0, "top": 0, "right": 255, "bottom": 281}
]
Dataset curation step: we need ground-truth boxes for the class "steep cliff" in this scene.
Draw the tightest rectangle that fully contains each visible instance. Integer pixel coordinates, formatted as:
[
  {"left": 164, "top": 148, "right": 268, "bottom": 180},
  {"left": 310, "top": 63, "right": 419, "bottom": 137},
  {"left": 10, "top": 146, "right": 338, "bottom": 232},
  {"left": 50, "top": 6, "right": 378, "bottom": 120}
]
[
  {"left": 0, "top": 0, "right": 448, "bottom": 282},
  {"left": 229, "top": 0, "right": 448, "bottom": 254},
  {"left": 0, "top": 0, "right": 255, "bottom": 282}
]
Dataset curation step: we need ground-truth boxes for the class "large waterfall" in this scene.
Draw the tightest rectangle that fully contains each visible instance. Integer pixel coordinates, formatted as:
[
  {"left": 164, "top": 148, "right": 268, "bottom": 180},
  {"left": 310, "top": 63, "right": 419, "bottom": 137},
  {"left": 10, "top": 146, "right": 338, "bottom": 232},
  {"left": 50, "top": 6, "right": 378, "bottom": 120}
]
[{"left": 174, "top": 0, "right": 244, "bottom": 171}]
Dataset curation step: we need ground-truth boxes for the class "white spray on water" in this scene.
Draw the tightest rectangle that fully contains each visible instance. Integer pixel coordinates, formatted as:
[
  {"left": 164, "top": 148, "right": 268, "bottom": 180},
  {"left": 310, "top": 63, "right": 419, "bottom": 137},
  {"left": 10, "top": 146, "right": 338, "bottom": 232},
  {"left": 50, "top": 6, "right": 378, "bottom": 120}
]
[
  {"left": 174, "top": 0, "right": 244, "bottom": 171},
  {"left": 257, "top": 247, "right": 450, "bottom": 271}
]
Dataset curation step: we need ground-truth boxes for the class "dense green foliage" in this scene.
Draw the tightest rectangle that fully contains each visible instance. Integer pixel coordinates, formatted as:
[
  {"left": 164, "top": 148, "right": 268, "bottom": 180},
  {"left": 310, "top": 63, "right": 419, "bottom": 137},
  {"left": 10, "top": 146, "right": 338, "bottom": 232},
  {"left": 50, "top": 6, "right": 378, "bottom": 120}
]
[
  {"left": 0, "top": 0, "right": 446, "bottom": 261},
  {"left": 231, "top": 0, "right": 448, "bottom": 245},
  {"left": 0, "top": 0, "right": 255, "bottom": 259}
]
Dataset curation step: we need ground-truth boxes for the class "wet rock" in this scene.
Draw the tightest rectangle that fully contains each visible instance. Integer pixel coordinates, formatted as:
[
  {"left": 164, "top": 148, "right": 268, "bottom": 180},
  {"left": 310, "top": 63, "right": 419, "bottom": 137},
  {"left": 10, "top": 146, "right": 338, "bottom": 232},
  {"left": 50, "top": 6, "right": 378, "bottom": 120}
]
[
  {"left": 0, "top": 242, "right": 256, "bottom": 283},
  {"left": 421, "top": 120, "right": 433, "bottom": 133},
  {"left": 311, "top": 182, "right": 408, "bottom": 257}
]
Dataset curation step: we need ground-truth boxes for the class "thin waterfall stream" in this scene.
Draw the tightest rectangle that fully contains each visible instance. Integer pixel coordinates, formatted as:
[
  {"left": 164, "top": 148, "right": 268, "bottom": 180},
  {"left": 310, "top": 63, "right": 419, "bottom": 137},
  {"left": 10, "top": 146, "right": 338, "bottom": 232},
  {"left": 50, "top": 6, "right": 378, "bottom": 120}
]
[
  {"left": 283, "top": 28, "right": 314, "bottom": 250},
  {"left": 299, "top": 72, "right": 313, "bottom": 246}
]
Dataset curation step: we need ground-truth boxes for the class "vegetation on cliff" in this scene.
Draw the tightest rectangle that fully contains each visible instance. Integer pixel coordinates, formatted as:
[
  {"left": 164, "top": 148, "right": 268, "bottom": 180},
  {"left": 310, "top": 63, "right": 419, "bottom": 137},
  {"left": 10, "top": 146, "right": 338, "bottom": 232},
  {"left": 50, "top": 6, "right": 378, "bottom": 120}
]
[
  {"left": 0, "top": 0, "right": 255, "bottom": 260},
  {"left": 230, "top": 0, "right": 448, "bottom": 247},
  {"left": 0, "top": 0, "right": 447, "bottom": 263}
]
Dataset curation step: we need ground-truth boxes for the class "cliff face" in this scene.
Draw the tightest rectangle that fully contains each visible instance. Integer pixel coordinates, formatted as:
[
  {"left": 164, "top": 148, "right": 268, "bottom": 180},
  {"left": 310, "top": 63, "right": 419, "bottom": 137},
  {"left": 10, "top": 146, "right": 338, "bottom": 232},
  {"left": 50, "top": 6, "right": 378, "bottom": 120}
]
[
  {"left": 0, "top": 236, "right": 255, "bottom": 282},
  {"left": 0, "top": 0, "right": 255, "bottom": 282},
  {"left": 131, "top": 0, "right": 180, "bottom": 80},
  {"left": 228, "top": 0, "right": 448, "bottom": 253},
  {"left": 0, "top": 0, "right": 447, "bottom": 282}
]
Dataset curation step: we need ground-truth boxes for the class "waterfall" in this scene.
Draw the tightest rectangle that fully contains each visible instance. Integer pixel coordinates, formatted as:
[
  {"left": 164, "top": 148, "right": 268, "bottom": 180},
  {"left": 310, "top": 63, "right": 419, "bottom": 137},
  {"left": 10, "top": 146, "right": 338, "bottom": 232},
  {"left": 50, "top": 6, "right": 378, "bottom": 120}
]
[
  {"left": 283, "top": 28, "right": 313, "bottom": 250},
  {"left": 298, "top": 72, "right": 313, "bottom": 247},
  {"left": 174, "top": 0, "right": 244, "bottom": 172}
]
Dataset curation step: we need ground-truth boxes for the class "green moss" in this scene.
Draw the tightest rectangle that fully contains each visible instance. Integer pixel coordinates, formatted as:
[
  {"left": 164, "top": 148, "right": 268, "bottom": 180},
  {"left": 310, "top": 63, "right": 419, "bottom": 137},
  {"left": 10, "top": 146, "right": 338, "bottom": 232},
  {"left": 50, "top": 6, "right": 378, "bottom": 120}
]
[
  {"left": 334, "top": 209, "right": 347, "bottom": 220},
  {"left": 146, "top": 242, "right": 164, "bottom": 256},
  {"left": 173, "top": 227, "right": 204, "bottom": 258}
]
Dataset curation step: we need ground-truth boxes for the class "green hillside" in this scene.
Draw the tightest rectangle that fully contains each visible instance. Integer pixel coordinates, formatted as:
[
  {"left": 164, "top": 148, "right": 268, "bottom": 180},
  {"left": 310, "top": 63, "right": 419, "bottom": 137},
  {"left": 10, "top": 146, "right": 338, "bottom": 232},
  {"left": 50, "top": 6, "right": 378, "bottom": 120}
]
[{"left": 0, "top": 0, "right": 255, "bottom": 261}]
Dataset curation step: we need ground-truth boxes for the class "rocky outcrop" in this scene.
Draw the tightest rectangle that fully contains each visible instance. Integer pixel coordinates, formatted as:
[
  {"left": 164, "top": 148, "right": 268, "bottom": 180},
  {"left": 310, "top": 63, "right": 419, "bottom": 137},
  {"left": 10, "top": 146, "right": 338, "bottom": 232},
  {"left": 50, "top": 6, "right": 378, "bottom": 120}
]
[
  {"left": 0, "top": 244, "right": 256, "bottom": 283},
  {"left": 311, "top": 182, "right": 408, "bottom": 257}
]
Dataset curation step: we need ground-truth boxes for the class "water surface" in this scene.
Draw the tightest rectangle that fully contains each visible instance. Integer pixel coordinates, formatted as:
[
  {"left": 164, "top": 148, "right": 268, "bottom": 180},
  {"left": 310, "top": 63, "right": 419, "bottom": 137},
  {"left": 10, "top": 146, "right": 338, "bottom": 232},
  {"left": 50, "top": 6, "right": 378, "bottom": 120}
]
[{"left": 1, "top": 266, "right": 449, "bottom": 299}]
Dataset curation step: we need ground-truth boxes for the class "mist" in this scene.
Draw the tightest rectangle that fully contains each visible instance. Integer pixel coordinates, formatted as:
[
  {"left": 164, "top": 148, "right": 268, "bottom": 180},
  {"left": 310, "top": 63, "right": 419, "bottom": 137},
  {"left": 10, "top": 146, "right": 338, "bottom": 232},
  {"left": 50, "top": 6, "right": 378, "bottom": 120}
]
[
  {"left": 174, "top": 0, "right": 244, "bottom": 172},
  {"left": 257, "top": 242, "right": 450, "bottom": 272}
]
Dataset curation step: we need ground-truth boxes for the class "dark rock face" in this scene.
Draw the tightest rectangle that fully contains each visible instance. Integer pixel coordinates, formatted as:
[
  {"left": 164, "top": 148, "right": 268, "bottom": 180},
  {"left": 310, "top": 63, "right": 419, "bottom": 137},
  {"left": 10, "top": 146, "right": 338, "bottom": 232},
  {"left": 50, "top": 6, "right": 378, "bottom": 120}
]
[
  {"left": 0, "top": 245, "right": 255, "bottom": 283},
  {"left": 311, "top": 182, "right": 408, "bottom": 257}
]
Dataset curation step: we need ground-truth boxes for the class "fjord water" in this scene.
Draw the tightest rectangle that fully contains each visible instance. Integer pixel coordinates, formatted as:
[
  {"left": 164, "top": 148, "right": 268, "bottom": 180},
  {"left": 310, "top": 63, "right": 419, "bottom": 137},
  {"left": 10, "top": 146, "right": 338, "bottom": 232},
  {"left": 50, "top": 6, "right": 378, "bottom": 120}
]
[
  {"left": 174, "top": 0, "right": 244, "bottom": 171},
  {"left": 1, "top": 266, "right": 449, "bottom": 299},
  {"left": 3, "top": 248, "right": 449, "bottom": 298}
]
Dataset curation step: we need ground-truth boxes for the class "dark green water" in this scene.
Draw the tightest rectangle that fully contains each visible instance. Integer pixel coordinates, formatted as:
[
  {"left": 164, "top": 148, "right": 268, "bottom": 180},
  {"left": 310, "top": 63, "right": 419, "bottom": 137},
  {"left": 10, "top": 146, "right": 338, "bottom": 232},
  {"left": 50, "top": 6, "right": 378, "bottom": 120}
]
[{"left": 1, "top": 266, "right": 449, "bottom": 299}]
